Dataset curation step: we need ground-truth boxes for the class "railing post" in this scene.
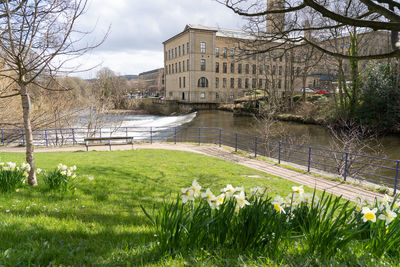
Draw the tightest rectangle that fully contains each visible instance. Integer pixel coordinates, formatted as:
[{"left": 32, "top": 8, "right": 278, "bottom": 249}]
[
  {"left": 343, "top": 152, "right": 349, "bottom": 181},
  {"left": 235, "top": 133, "right": 238, "bottom": 152},
  {"left": 72, "top": 129, "right": 75, "bottom": 145},
  {"left": 219, "top": 129, "right": 222, "bottom": 147},
  {"left": 394, "top": 160, "right": 399, "bottom": 195},
  {"left": 198, "top": 128, "right": 201, "bottom": 146},
  {"left": 174, "top": 127, "right": 177, "bottom": 144},
  {"left": 278, "top": 141, "right": 281, "bottom": 164},
  {"left": 254, "top": 137, "right": 258, "bottom": 157},
  {"left": 1, "top": 129, "right": 4, "bottom": 146},
  {"left": 99, "top": 128, "right": 102, "bottom": 143},
  {"left": 150, "top": 127, "right": 153, "bottom": 144},
  {"left": 126, "top": 127, "right": 128, "bottom": 138},
  {"left": 22, "top": 129, "right": 25, "bottom": 146},
  {"left": 45, "top": 130, "right": 48, "bottom": 147},
  {"left": 307, "top": 146, "right": 312, "bottom": 172}
]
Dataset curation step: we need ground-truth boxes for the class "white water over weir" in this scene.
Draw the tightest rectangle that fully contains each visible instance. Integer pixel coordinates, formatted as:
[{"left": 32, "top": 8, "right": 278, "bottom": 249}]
[{"left": 5, "top": 112, "right": 198, "bottom": 146}]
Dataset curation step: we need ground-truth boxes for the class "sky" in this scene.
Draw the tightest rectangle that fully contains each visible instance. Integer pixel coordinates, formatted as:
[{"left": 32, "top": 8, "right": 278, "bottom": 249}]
[{"left": 73, "top": 0, "right": 245, "bottom": 79}]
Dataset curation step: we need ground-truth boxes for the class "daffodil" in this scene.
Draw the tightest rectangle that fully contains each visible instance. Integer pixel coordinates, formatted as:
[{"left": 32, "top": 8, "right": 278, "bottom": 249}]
[
  {"left": 23, "top": 171, "right": 29, "bottom": 178},
  {"left": 215, "top": 193, "right": 225, "bottom": 209},
  {"left": 250, "top": 186, "right": 263, "bottom": 196},
  {"left": 378, "top": 194, "right": 393, "bottom": 209},
  {"left": 36, "top": 168, "right": 42, "bottom": 174},
  {"left": 362, "top": 207, "right": 378, "bottom": 222},
  {"left": 201, "top": 188, "right": 216, "bottom": 203},
  {"left": 234, "top": 191, "right": 250, "bottom": 208},
  {"left": 181, "top": 187, "right": 194, "bottom": 203},
  {"left": 378, "top": 206, "right": 397, "bottom": 225},
  {"left": 272, "top": 202, "right": 285, "bottom": 214},
  {"left": 222, "top": 184, "right": 236, "bottom": 198},
  {"left": 292, "top": 185, "right": 304, "bottom": 195},
  {"left": 191, "top": 179, "right": 201, "bottom": 197}
]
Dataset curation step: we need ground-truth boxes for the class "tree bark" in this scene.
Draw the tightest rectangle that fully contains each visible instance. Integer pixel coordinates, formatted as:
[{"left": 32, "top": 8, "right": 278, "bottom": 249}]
[{"left": 20, "top": 83, "right": 37, "bottom": 186}]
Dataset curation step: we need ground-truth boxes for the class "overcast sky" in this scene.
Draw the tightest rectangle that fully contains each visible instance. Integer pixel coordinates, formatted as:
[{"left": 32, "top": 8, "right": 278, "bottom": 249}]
[{"left": 74, "top": 0, "right": 245, "bottom": 78}]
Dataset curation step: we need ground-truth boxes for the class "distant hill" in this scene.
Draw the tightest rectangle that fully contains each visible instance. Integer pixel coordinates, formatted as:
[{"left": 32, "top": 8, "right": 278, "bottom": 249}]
[{"left": 121, "top": 75, "right": 138, "bottom": 80}]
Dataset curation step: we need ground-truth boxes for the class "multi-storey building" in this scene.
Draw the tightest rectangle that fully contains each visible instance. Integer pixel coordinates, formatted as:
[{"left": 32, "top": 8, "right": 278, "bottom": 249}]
[{"left": 138, "top": 68, "right": 165, "bottom": 97}]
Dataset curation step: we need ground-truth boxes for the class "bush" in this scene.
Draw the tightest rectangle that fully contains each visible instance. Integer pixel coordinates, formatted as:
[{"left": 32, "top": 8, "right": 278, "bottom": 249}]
[
  {"left": 42, "top": 163, "right": 78, "bottom": 192},
  {"left": 142, "top": 180, "right": 400, "bottom": 263},
  {"left": 0, "top": 160, "right": 30, "bottom": 193}
]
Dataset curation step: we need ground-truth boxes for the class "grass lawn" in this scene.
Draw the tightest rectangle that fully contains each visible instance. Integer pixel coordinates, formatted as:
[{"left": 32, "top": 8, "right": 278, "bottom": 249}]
[{"left": 0, "top": 149, "right": 306, "bottom": 266}]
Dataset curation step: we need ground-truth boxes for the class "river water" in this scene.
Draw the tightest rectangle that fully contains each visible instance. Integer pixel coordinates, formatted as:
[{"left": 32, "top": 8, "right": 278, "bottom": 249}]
[{"left": 183, "top": 110, "right": 400, "bottom": 161}]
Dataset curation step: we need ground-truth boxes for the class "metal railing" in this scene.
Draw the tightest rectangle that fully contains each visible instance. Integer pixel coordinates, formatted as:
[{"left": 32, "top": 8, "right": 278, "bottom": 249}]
[{"left": 1, "top": 126, "right": 399, "bottom": 194}]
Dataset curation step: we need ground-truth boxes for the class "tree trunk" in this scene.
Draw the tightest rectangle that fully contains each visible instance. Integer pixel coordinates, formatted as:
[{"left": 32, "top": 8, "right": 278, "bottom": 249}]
[{"left": 20, "top": 83, "right": 37, "bottom": 186}]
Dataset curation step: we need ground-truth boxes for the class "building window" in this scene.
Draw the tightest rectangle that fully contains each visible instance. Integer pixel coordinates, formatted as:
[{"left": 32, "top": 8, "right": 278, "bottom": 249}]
[
  {"left": 279, "top": 66, "right": 282, "bottom": 75},
  {"left": 172, "top": 64, "right": 174, "bottom": 74},
  {"left": 252, "top": 64, "right": 256, "bottom": 74},
  {"left": 200, "top": 92, "right": 206, "bottom": 99},
  {"left": 245, "top": 64, "right": 249, "bottom": 74},
  {"left": 179, "top": 46, "right": 181, "bottom": 57},
  {"left": 273, "top": 52, "right": 276, "bottom": 61},
  {"left": 200, "top": 42, "right": 206, "bottom": 54},
  {"left": 201, "top": 59, "right": 206, "bottom": 71},
  {"left": 183, "top": 44, "right": 185, "bottom": 55},
  {"left": 238, "top": 64, "right": 242, "bottom": 74},
  {"left": 266, "top": 52, "right": 270, "bottom": 61},
  {"left": 198, "top": 77, "right": 208, "bottom": 88},
  {"left": 216, "top": 62, "right": 219, "bottom": 73},
  {"left": 179, "top": 62, "right": 181, "bottom": 72},
  {"left": 272, "top": 65, "right": 276, "bottom": 75},
  {"left": 259, "top": 65, "right": 263, "bottom": 74},
  {"left": 183, "top": 61, "right": 185, "bottom": 72},
  {"left": 187, "top": 42, "right": 189, "bottom": 54},
  {"left": 223, "top": 78, "right": 227, "bottom": 88},
  {"left": 183, "top": 77, "right": 186, "bottom": 88},
  {"left": 279, "top": 55, "right": 282, "bottom": 62},
  {"left": 230, "top": 63, "right": 234, "bottom": 73},
  {"left": 278, "top": 79, "right": 281, "bottom": 89},
  {"left": 216, "top": 78, "right": 219, "bottom": 88},
  {"left": 245, "top": 78, "right": 249, "bottom": 89},
  {"left": 296, "top": 67, "right": 300, "bottom": 76},
  {"left": 259, "top": 79, "right": 262, "bottom": 88},
  {"left": 168, "top": 50, "right": 171, "bottom": 60},
  {"left": 216, "top": 93, "right": 219, "bottom": 99},
  {"left": 179, "top": 77, "right": 182, "bottom": 88},
  {"left": 171, "top": 49, "right": 174, "bottom": 58},
  {"left": 252, "top": 78, "right": 256, "bottom": 89},
  {"left": 215, "top": 47, "right": 219, "bottom": 57},
  {"left": 238, "top": 78, "right": 242, "bottom": 88},
  {"left": 175, "top": 63, "right": 177, "bottom": 73},
  {"left": 187, "top": 59, "right": 189, "bottom": 71},
  {"left": 223, "top": 63, "right": 227, "bottom": 73},
  {"left": 230, "top": 48, "right": 235, "bottom": 58},
  {"left": 230, "top": 92, "right": 234, "bottom": 99},
  {"left": 168, "top": 65, "right": 171, "bottom": 74},
  {"left": 175, "top": 47, "right": 177, "bottom": 58},
  {"left": 230, "top": 78, "right": 234, "bottom": 88},
  {"left": 266, "top": 65, "right": 269, "bottom": 74},
  {"left": 223, "top": 47, "right": 227, "bottom": 58}
]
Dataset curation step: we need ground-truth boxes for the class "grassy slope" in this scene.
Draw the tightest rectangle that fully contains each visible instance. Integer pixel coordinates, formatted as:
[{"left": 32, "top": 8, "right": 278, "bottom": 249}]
[{"left": 0, "top": 149, "right": 307, "bottom": 266}]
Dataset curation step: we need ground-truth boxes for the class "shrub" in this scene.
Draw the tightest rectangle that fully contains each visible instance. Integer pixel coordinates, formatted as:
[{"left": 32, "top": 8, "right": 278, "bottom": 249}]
[
  {"left": 42, "top": 163, "right": 78, "bottom": 192},
  {"left": 0, "top": 160, "right": 30, "bottom": 193}
]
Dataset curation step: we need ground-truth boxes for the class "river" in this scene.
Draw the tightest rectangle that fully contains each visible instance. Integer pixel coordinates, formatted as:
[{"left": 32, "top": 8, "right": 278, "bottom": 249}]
[{"left": 184, "top": 110, "right": 400, "bottom": 161}]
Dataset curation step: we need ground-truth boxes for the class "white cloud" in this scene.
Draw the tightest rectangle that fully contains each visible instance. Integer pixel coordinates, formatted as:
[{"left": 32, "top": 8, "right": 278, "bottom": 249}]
[{"left": 71, "top": 0, "right": 245, "bottom": 78}]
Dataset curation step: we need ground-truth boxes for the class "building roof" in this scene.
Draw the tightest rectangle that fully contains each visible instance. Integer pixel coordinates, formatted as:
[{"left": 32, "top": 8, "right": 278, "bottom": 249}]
[{"left": 185, "top": 24, "right": 255, "bottom": 40}]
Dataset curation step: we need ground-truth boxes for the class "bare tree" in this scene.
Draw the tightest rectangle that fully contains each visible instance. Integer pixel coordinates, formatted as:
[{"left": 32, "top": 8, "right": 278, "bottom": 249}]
[
  {"left": 221, "top": 0, "right": 400, "bottom": 59},
  {"left": 0, "top": 0, "right": 105, "bottom": 185}
]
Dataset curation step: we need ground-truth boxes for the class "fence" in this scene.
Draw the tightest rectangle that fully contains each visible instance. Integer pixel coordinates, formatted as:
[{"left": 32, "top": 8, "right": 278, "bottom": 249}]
[{"left": 1, "top": 126, "right": 399, "bottom": 194}]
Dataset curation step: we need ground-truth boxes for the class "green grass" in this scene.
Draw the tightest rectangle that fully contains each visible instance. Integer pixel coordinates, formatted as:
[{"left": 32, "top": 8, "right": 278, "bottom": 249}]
[{"left": 0, "top": 149, "right": 308, "bottom": 266}]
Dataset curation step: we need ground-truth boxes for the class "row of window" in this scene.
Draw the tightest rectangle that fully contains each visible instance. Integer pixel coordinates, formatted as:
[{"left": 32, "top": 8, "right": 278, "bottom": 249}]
[
  {"left": 216, "top": 63, "right": 284, "bottom": 76},
  {"left": 167, "top": 42, "right": 190, "bottom": 60},
  {"left": 197, "top": 77, "right": 282, "bottom": 89},
  {"left": 166, "top": 60, "right": 190, "bottom": 75}
]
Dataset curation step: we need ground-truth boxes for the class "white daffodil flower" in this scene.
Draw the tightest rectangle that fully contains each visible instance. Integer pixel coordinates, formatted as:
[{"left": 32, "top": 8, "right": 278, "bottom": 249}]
[
  {"left": 191, "top": 179, "right": 201, "bottom": 197},
  {"left": 378, "top": 194, "right": 393, "bottom": 209},
  {"left": 222, "top": 184, "right": 236, "bottom": 198},
  {"left": 23, "top": 172, "right": 29, "bottom": 178},
  {"left": 234, "top": 190, "right": 250, "bottom": 209},
  {"left": 181, "top": 187, "right": 195, "bottom": 203},
  {"left": 60, "top": 171, "right": 67, "bottom": 176},
  {"left": 36, "top": 168, "right": 42, "bottom": 174},
  {"left": 215, "top": 194, "right": 225, "bottom": 209},
  {"left": 292, "top": 185, "right": 304, "bottom": 195},
  {"left": 250, "top": 186, "right": 263, "bottom": 196},
  {"left": 201, "top": 188, "right": 216, "bottom": 202},
  {"left": 378, "top": 206, "right": 397, "bottom": 225},
  {"left": 362, "top": 207, "right": 378, "bottom": 222}
]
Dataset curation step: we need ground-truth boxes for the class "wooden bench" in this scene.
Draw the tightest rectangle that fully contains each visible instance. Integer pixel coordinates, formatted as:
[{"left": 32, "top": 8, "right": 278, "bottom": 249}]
[{"left": 84, "top": 136, "right": 134, "bottom": 151}]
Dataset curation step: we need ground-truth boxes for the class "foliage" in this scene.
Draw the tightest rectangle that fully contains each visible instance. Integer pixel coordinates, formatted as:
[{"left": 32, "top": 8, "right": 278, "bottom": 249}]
[
  {"left": 42, "top": 164, "right": 78, "bottom": 192},
  {"left": 357, "top": 62, "right": 400, "bottom": 131},
  {"left": 0, "top": 160, "right": 30, "bottom": 193},
  {"left": 144, "top": 180, "right": 400, "bottom": 263}
]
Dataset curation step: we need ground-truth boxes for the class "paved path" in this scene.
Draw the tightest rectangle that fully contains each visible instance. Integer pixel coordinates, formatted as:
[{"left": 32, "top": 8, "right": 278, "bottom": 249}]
[{"left": 0, "top": 143, "right": 385, "bottom": 202}]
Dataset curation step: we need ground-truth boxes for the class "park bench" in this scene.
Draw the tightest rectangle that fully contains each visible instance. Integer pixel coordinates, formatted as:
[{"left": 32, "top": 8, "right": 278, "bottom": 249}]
[{"left": 84, "top": 136, "right": 134, "bottom": 151}]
